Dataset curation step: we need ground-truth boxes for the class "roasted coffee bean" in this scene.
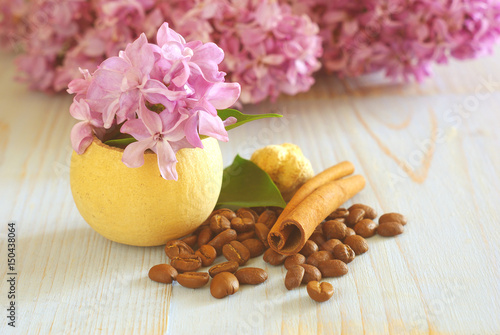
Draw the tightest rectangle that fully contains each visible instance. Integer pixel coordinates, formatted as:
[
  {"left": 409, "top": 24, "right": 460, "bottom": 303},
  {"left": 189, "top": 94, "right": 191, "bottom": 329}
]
[
  {"left": 354, "top": 219, "right": 378, "bottom": 238},
  {"left": 306, "top": 251, "right": 333, "bottom": 268},
  {"left": 335, "top": 218, "right": 346, "bottom": 224},
  {"left": 346, "top": 208, "right": 365, "bottom": 227},
  {"left": 257, "top": 210, "right": 277, "bottom": 229},
  {"left": 197, "top": 227, "right": 214, "bottom": 247},
  {"left": 148, "top": 264, "right": 178, "bottom": 283},
  {"left": 309, "top": 232, "right": 327, "bottom": 248},
  {"left": 164, "top": 240, "right": 194, "bottom": 259},
  {"left": 299, "top": 240, "right": 319, "bottom": 257},
  {"left": 332, "top": 244, "right": 355, "bottom": 264},
  {"left": 170, "top": 255, "right": 202, "bottom": 273},
  {"left": 208, "top": 229, "right": 237, "bottom": 254},
  {"left": 319, "top": 239, "right": 342, "bottom": 253},
  {"left": 269, "top": 206, "right": 283, "bottom": 216},
  {"left": 254, "top": 223, "right": 270, "bottom": 248},
  {"left": 348, "top": 204, "right": 377, "bottom": 220},
  {"left": 241, "top": 239, "right": 266, "bottom": 258},
  {"left": 236, "top": 208, "right": 259, "bottom": 221},
  {"left": 300, "top": 264, "right": 322, "bottom": 284},
  {"left": 318, "top": 259, "right": 348, "bottom": 278},
  {"left": 231, "top": 217, "right": 255, "bottom": 233},
  {"left": 327, "top": 207, "right": 349, "bottom": 220},
  {"left": 284, "top": 254, "right": 306, "bottom": 270},
  {"left": 323, "top": 220, "right": 347, "bottom": 240},
  {"left": 344, "top": 227, "right": 356, "bottom": 240},
  {"left": 210, "top": 272, "right": 239, "bottom": 299},
  {"left": 222, "top": 241, "right": 251, "bottom": 265},
  {"left": 343, "top": 235, "right": 368, "bottom": 255},
  {"left": 210, "top": 214, "right": 231, "bottom": 234},
  {"left": 377, "top": 222, "right": 404, "bottom": 237},
  {"left": 285, "top": 265, "right": 305, "bottom": 290},
  {"left": 379, "top": 213, "right": 407, "bottom": 226},
  {"left": 181, "top": 235, "right": 198, "bottom": 249},
  {"left": 176, "top": 272, "right": 210, "bottom": 288},
  {"left": 195, "top": 244, "right": 217, "bottom": 267},
  {"left": 208, "top": 261, "right": 239, "bottom": 278},
  {"left": 235, "top": 268, "right": 268, "bottom": 285},
  {"left": 307, "top": 281, "right": 334, "bottom": 302},
  {"left": 210, "top": 208, "right": 237, "bottom": 221},
  {"left": 263, "top": 248, "right": 287, "bottom": 265},
  {"left": 250, "top": 207, "right": 267, "bottom": 215},
  {"left": 236, "top": 230, "right": 256, "bottom": 242}
]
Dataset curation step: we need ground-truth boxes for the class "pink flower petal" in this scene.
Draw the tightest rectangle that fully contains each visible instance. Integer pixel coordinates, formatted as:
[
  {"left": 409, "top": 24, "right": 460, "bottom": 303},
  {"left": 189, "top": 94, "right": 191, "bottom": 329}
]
[
  {"left": 206, "top": 82, "right": 241, "bottom": 109},
  {"left": 122, "top": 138, "right": 156, "bottom": 168},
  {"left": 71, "top": 121, "right": 93, "bottom": 154},
  {"left": 198, "top": 112, "right": 228, "bottom": 142},
  {"left": 156, "top": 138, "right": 178, "bottom": 180}
]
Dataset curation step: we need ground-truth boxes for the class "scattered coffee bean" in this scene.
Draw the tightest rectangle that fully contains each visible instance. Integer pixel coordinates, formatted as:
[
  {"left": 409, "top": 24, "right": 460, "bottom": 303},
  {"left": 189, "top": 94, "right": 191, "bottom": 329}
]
[
  {"left": 222, "top": 241, "right": 251, "bottom": 265},
  {"left": 323, "top": 220, "right": 347, "bottom": 240},
  {"left": 285, "top": 265, "right": 305, "bottom": 290},
  {"left": 176, "top": 272, "right": 210, "bottom": 289},
  {"left": 231, "top": 217, "right": 255, "bottom": 233},
  {"left": 210, "top": 208, "right": 237, "bottom": 221},
  {"left": 258, "top": 210, "right": 278, "bottom": 229},
  {"left": 236, "top": 208, "right": 258, "bottom": 221},
  {"left": 195, "top": 244, "right": 217, "bottom": 267},
  {"left": 197, "top": 227, "right": 213, "bottom": 247},
  {"left": 250, "top": 207, "right": 267, "bottom": 215},
  {"left": 210, "top": 214, "right": 231, "bottom": 234},
  {"left": 181, "top": 235, "right": 198, "bottom": 249},
  {"left": 346, "top": 208, "right": 365, "bottom": 227},
  {"left": 254, "top": 223, "right": 270, "bottom": 248},
  {"left": 236, "top": 230, "right": 256, "bottom": 242},
  {"left": 148, "top": 264, "right": 178, "bottom": 284},
  {"left": 379, "top": 213, "right": 407, "bottom": 226},
  {"left": 319, "top": 239, "right": 342, "bottom": 253},
  {"left": 263, "top": 248, "right": 287, "bottom": 265},
  {"left": 344, "top": 227, "right": 356, "bottom": 240},
  {"left": 208, "top": 229, "right": 237, "bottom": 254},
  {"left": 235, "top": 268, "right": 268, "bottom": 285},
  {"left": 354, "top": 219, "right": 378, "bottom": 238},
  {"left": 309, "top": 232, "right": 327, "bottom": 248},
  {"left": 241, "top": 239, "right": 266, "bottom": 258},
  {"left": 348, "top": 204, "right": 377, "bottom": 220},
  {"left": 211, "top": 272, "right": 239, "bottom": 299},
  {"left": 307, "top": 281, "right": 334, "bottom": 302},
  {"left": 377, "top": 222, "right": 404, "bottom": 237},
  {"left": 300, "top": 264, "right": 322, "bottom": 284},
  {"left": 327, "top": 207, "right": 349, "bottom": 220},
  {"left": 164, "top": 240, "right": 194, "bottom": 259},
  {"left": 170, "top": 255, "right": 202, "bottom": 273},
  {"left": 208, "top": 261, "right": 239, "bottom": 278},
  {"left": 284, "top": 254, "right": 306, "bottom": 270},
  {"left": 332, "top": 244, "right": 355, "bottom": 264},
  {"left": 343, "top": 235, "right": 368, "bottom": 255},
  {"left": 299, "top": 240, "right": 319, "bottom": 257},
  {"left": 317, "top": 259, "right": 348, "bottom": 278},
  {"left": 306, "top": 251, "right": 334, "bottom": 268}
]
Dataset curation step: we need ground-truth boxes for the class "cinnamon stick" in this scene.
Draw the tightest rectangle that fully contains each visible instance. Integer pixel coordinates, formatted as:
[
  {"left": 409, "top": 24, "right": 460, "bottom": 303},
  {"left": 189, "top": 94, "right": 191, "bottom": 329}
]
[
  {"left": 278, "top": 161, "right": 355, "bottom": 220},
  {"left": 268, "top": 175, "right": 366, "bottom": 255}
]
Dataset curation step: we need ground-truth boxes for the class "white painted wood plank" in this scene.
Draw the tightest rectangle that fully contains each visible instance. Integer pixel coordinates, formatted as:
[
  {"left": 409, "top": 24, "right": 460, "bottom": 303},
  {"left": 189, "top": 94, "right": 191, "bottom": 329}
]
[{"left": 0, "top": 48, "right": 499, "bottom": 335}]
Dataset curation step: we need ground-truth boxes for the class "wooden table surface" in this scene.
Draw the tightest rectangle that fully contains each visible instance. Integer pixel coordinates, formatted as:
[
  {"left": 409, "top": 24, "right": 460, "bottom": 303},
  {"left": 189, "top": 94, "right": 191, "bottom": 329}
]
[{"left": 1, "top": 49, "right": 499, "bottom": 335}]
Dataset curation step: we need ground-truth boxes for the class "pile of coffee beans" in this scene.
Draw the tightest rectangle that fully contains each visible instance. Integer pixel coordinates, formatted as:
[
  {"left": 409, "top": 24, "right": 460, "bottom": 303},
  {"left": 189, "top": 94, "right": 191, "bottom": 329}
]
[{"left": 148, "top": 204, "right": 407, "bottom": 302}]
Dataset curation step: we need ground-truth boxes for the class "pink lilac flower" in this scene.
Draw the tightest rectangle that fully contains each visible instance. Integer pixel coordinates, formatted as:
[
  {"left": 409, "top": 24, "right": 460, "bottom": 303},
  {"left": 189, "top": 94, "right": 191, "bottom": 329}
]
[
  {"left": 121, "top": 103, "right": 191, "bottom": 180},
  {"left": 284, "top": 0, "right": 500, "bottom": 80},
  {"left": 174, "top": 0, "right": 323, "bottom": 104},
  {"left": 67, "top": 23, "right": 241, "bottom": 180}
]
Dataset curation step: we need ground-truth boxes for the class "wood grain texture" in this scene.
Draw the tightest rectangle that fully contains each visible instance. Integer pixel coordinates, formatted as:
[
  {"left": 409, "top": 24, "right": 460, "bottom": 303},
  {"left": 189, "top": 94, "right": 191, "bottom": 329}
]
[{"left": 0, "top": 49, "right": 499, "bottom": 335}]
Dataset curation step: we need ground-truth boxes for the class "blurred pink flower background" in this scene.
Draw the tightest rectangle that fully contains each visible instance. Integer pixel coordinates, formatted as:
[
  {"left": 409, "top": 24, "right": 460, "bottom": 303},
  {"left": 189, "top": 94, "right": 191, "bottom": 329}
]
[{"left": 1, "top": 0, "right": 500, "bottom": 103}]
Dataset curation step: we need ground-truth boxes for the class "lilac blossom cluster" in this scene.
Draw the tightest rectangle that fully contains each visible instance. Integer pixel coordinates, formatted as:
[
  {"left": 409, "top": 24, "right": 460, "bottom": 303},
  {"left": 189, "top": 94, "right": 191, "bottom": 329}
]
[
  {"left": 68, "top": 23, "right": 240, "bottom": 180},
  {"left": 284, "top": 0, "right": 500, "bottom": 80}
]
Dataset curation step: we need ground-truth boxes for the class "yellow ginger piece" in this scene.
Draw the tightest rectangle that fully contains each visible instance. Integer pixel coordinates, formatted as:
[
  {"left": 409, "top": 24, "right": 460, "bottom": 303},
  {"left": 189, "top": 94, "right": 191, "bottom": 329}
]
[{"left": 251, "top": 143, "right": 314, "bottom": 202}]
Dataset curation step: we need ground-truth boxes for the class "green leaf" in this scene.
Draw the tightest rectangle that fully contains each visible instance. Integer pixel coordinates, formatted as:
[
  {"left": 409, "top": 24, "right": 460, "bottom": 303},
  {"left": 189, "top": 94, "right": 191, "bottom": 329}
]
[
  {"left": 216, "top": 155, "right": 286, "bottom": 209},
  {"left": 104, "top": 137, "right": 137, "bottom": 148},
  {"left": 218, "top": 109, "right": 282, "bottom": 131}
]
